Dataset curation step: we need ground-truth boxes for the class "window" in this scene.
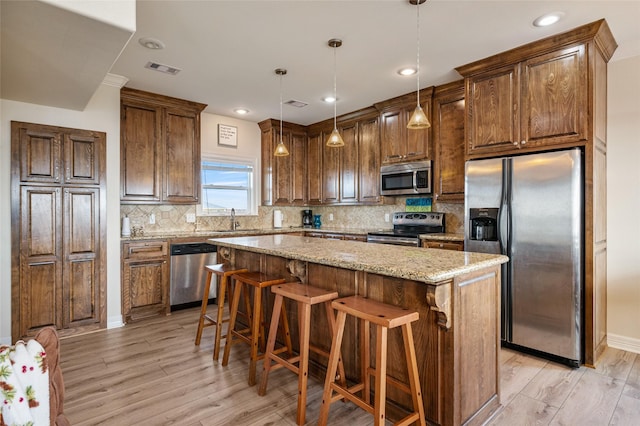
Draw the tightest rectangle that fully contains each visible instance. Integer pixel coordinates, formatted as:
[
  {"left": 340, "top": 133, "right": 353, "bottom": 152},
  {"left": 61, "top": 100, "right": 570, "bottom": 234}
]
[{"left": 199, "top": 156, "right": 257, "bottom": 216}]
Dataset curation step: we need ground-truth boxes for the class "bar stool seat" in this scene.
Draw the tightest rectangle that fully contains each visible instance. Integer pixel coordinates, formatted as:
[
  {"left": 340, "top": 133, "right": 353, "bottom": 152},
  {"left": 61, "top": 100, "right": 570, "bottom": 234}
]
[
  {"left": 258, "top": 282, "right": 346, "bottom": 425},
  {"left": 318, "top": 295, "right": 426, "bottom": 426},
  {"left": 222, "top": 271, "right": 291, "bottom": 386},
  {"left": 194, "top": 264, "right": 248, "bottom": 361}
]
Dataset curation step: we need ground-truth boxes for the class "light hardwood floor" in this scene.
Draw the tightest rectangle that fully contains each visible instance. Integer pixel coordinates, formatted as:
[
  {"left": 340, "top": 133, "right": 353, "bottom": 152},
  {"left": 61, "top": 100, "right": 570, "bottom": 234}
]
[{"left": 60, "top": 308, "right": 640, "bottom": 425}]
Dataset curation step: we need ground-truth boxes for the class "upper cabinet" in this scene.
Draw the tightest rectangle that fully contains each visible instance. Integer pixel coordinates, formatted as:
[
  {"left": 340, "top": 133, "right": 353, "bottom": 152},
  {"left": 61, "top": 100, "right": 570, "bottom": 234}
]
[
  {"left": 259, "top": 119, "right": 307, "bottom": 206},
  {"left": 15, "top": 122, "right": 103, "bottom": 185},
  {"left": 457, "top": 29, "right": 602, "bottom": 159},
  {"left": 120, "top": 88, "right": 206, "bottom": 204},
  {"left": 375, "top": 89, "right": 433, "bottom": 164},
  {"left": 432, "top": 81, "right": 465, "bottom": 202}
]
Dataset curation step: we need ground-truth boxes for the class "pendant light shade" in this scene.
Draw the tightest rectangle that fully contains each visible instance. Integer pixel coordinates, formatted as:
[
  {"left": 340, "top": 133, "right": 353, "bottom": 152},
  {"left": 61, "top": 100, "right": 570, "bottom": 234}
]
[
  {"left": 274, "top": 68, "right": 290, "bottom": 157},
  {"left": 407, "top": 0, "right": 431, "bottom": 130},
  {"left": 326, "top": 38, "right": 345, "bottom": 147}
]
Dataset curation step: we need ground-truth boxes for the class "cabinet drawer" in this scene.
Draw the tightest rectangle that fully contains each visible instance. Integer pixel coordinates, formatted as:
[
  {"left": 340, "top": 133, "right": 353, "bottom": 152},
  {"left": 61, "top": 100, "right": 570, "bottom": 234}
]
[
  {"left": 423, "top": 240, "right": 464, "bottom": 251},
  {"left": 123, "top": 241, "right": 168, "bottom": 259}
]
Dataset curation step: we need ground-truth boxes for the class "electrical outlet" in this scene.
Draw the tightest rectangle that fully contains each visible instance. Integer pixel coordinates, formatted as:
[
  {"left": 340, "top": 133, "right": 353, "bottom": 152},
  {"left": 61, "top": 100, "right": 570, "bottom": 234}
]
[
  {"left": 329, "top": 213, "right": 334, "bottom": 221},
  {"left": 186, "top": 213, "right": 196, "bottom": 223},
  {"left": 384, "top": 213, "right": 390, "bottom": 222},
  {"left": 149, "top": 213, "right": 156, "bottom": 224}
]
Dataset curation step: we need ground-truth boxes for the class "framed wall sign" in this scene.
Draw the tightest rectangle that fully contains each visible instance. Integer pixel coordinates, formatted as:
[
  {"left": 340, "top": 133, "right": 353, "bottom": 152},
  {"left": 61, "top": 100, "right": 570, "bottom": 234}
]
[{"left": 218, "top": 124, "right": 238, "bottom": 147}]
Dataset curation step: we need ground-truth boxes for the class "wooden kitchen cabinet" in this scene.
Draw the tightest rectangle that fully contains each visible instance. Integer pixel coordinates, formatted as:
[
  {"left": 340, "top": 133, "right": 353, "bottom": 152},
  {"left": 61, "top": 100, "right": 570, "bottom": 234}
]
[
  {"left": 259, "top": 119, "right": 307, "bottom": 206},
  {"left": 306, "top": 130, "right": 324, "bottom": 205},
  {"left": 375, "top": 89, "right": 433, "bottom": 164},
  {"left": 11, "top": 121, "right": 106, "bottom": 341},
  {"left": 432, "top": 81, "right": 465, "bottom": 202},
  {"left": 356, "top": 113, "right": 381, "bottom": 204},
  {"left": 459, "top": 44, "right": 587, "bottom": 159},
  {"left": 121, "top": 240, "right": 170, "bottom": 323},
  {"left": 120, "top": 88, "right": 206, "bottom": 204}
]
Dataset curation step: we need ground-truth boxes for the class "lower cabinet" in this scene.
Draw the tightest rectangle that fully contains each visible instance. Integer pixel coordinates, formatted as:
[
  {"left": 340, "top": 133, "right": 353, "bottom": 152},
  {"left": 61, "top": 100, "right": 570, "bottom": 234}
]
[
  {"left": 122, "top": 240, "right": 169, "bottom": 323},
  {"left": 422, "top": 239, "right": 464, "bottom": 251}
]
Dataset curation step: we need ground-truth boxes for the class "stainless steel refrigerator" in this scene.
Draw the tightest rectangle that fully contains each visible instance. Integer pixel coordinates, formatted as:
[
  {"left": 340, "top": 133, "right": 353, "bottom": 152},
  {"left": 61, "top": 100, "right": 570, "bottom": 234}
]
[{"left": 464, "top": 148, "right": 583, "bottom": 367}]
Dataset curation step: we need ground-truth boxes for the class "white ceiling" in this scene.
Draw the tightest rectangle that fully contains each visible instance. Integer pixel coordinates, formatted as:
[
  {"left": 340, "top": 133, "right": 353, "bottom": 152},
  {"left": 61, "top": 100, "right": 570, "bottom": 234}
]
[{"left": 2, "top": 1, "right": 640, "bottom": 125}]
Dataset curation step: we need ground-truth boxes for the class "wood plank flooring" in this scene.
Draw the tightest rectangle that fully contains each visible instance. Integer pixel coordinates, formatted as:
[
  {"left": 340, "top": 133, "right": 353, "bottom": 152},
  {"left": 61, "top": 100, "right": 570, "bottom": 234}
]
[{"left": 59, "top": 308, "right": 640, "bottom": 425}]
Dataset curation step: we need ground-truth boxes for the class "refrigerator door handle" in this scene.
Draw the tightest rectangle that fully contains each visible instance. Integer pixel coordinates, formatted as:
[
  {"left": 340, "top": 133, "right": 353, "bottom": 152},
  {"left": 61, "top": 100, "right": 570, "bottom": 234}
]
[{"left": 498, "top": 158, "right": 510, "bottom": 255}]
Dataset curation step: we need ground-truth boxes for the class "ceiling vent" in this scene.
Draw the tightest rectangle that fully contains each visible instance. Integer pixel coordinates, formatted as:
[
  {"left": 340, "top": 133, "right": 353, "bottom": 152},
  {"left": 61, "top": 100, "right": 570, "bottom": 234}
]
[
  {"left": 144, "top": 61, "right": 181, "bottom": 75},
  {"left": 284, "top": 99, "right": 308, "bottom": 108}
]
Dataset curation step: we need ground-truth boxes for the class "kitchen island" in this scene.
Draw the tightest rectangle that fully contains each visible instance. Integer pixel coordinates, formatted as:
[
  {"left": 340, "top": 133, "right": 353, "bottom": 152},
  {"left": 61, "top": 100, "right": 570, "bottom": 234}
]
[{"left": 209, "top": 234, "right": 508, "bottom": 426}]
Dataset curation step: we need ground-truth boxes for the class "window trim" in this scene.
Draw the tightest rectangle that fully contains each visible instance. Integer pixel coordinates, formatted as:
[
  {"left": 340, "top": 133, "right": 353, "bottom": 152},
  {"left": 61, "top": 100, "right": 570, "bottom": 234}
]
[{"left": 197, "top": 154, "right": 258, "bottom": 216}]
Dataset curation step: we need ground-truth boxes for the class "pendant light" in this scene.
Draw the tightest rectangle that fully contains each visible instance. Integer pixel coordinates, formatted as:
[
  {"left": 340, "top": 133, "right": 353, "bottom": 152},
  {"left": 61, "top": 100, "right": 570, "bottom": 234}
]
[
  {"left": 407, "top": 0, "right": 431, "bottom": 129},
  {"left": 273, "top": 68, "right": 290, "bottom": 157},
  {"left": 326, "top": 38, "right": 345, "bottom": 147}
]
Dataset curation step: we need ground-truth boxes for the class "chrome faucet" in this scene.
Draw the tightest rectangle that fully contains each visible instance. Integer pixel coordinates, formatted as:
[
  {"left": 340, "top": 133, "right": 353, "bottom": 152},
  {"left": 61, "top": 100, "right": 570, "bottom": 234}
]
[{"left": 230, "top": 208, "right": 239, "bottom": 231}]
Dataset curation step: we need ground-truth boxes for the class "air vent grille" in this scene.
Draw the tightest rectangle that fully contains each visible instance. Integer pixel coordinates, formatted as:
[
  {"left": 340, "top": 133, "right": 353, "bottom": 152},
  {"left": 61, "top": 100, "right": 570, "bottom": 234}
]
[
  {"left": 284, "top": 99, "right": 308, "bottom": 108},
  {"left": 144, "top": 61, "right": 181, "bottom": 75}
]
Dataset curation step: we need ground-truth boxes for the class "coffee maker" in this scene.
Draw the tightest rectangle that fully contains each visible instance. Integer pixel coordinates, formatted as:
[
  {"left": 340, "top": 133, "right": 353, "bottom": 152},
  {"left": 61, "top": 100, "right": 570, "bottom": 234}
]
[{"left": 302, "top": 210, "right": 313, "bottom": 228}]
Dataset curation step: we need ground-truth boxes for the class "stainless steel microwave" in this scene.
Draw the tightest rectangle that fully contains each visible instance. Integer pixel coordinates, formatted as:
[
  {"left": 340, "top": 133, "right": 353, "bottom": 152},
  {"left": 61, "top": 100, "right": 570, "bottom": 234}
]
[{"left": 380, "top": 160, "right": 432, "bottom": 196}]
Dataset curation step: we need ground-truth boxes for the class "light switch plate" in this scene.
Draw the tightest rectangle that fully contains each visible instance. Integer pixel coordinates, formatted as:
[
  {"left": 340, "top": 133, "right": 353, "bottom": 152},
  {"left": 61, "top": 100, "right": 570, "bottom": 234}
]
[{"left": 186, "top": 213, "right": 196, "bottom": 223}]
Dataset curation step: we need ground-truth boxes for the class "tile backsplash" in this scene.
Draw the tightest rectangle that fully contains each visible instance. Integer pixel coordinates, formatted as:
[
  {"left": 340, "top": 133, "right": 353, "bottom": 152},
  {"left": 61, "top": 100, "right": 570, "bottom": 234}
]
[{"left": 120, "top": 198, "right": 464, "bottom": 236}]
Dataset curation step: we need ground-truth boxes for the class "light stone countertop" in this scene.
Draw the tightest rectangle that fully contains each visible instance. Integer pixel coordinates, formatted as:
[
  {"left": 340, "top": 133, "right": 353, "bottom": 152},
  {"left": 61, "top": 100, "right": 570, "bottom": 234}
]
[{"left": 210, "top": 234, "right": 507, "bottom": 285}]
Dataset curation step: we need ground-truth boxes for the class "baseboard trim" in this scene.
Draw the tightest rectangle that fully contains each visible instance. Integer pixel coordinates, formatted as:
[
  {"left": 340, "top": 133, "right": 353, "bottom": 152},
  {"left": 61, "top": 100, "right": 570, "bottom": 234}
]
[
  {"left": 107, "top": 316, "right": 125, "bottom": 329},
  {"left": 607, "top": 333, "right": 640, "bottom": 354}
]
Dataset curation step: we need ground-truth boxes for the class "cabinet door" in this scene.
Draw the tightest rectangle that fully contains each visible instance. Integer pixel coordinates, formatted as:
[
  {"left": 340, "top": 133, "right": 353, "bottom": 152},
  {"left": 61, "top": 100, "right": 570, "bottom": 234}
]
[
  {"left": 121, "top": 102, "right": 162, "bottom": 202},
  {"left": 466, "top": 64, "right": 520, "bottom": 157},
  {"left": 63, "top": 187, "right": 101, "bottom": 328},
  {"left": 19, "top": 186, "right": 63, "bottom": 337},
  {"left": 290, "top": 131, "right": 308, "bottom": 204},
  {"left": 521, "top": 45, "right": 587, "bottom": 146},
  {"left": 261, "top": 128, "right": 274, "bottom": 206},
  {"left": 64, "top": 132, "right": 102, "bottom": 185},
  {"left": 17, "top": 125, "right": 62, "bottom": 184},
  {"left": 322, "top": 135, "right": 340, "bottom": 204},
  {"left": 339, "top": 123, "right": 358, "bottom": 203},
  {"left": 358, "top": 116, "right": 381, "bottom": 203},
  {"left": 273, "top": 130, "right": 292, "bottom": 205},
  {"left": 164, "top": 108, "right": 201, "bottom": 203},
  {"left": 434, "top": 84, "right": 465, "bottom": 202},
  {"left": 380, "top": 109, "right": 404, "bottom": 163},
  {"left": 307, "top": 132, "right": 323, "bottom": 205}
]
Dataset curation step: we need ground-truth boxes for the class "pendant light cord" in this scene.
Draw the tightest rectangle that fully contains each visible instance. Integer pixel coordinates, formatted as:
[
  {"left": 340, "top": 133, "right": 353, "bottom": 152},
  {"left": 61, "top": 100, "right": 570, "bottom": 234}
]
[
  {"left": 416, "top": 1, "right": 421, "bottom": 106},
  {"left": 280, "top": 71, "right": 283, "bottom": 142},
  {"left": 333, "top": 45, "right": 338, "bottom": 130}
]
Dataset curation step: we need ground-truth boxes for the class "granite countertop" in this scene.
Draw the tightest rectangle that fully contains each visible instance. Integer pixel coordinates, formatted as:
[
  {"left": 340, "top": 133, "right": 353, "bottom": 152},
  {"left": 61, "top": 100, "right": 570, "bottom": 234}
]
[{"left": 210, "top": 234, "right": 507, "bottom": 284}]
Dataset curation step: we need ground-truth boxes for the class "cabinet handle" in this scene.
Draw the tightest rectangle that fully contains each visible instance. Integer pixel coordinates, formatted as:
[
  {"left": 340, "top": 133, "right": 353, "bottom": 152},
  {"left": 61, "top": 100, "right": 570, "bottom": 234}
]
[
  {"left": 521, "top": 140, "right": 526, "bottom": 145},
  {"left": 513, "top": 141, "right": 519, "bottom": 146}
]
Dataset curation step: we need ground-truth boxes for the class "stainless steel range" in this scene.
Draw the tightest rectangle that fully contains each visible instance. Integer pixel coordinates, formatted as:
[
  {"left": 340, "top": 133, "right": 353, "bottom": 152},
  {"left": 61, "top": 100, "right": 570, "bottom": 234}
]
[{"left": 367, "top": 212, "right": 445, "bottom": 246}]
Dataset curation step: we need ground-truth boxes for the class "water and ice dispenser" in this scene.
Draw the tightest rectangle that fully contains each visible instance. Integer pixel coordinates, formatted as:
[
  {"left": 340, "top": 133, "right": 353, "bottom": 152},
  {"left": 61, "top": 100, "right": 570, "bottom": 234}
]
[{"left": 469, "top": 208, "right": 498, "bottom": 241}]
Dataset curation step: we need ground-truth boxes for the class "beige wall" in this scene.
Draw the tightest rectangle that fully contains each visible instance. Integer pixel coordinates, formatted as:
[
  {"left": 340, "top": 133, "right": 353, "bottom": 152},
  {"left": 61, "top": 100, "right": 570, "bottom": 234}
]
[{"left": 606, "top": 55, "right": 640, "bottom": 353}]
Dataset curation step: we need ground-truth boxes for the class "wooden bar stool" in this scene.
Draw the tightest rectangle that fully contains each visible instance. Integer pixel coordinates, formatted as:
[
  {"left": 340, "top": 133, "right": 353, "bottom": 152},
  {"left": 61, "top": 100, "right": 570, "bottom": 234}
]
[
  {"left": 318, "top": 295, "right": 426, "bottom": 426},
  {"left": 222, "top": 271, "right": 292, "bottom": 386},
  {"left": 194, "top": 264, "right": 248, "bottom": 361},
  {"left": 258, "top": 282, "right": 346, "bottom": 426}
]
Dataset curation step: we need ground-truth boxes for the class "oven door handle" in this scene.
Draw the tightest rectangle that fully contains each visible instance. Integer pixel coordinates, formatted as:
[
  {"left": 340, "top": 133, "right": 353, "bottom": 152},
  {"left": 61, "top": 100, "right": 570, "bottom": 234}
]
[{"left": 367, "top": 235, "right": 419, "bottom": 246}]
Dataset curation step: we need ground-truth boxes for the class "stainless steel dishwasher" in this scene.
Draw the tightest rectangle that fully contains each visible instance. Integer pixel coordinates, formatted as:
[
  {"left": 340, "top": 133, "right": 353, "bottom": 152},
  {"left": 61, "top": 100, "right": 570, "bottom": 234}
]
[{"left": 170, "top": 242, "right": 217, "bottom": 310}]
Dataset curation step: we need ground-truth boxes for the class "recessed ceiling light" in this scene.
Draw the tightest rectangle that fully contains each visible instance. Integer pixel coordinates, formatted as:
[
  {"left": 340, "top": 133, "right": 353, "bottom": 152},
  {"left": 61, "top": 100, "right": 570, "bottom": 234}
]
[
  {"left": 138, "top": 37, "right": 165, "bottom": 50},
  {"left": 234, "top": 108, "right": 249, "bottom": 115},
  {"left": 322, "top": 96, "right": 337, "bottom": 103},
  {"left": 533, "top": 12, "right": 564, "bottom": 27},
  {"left": 398, "top": 67, "right": 417, "bottom": 76}
]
